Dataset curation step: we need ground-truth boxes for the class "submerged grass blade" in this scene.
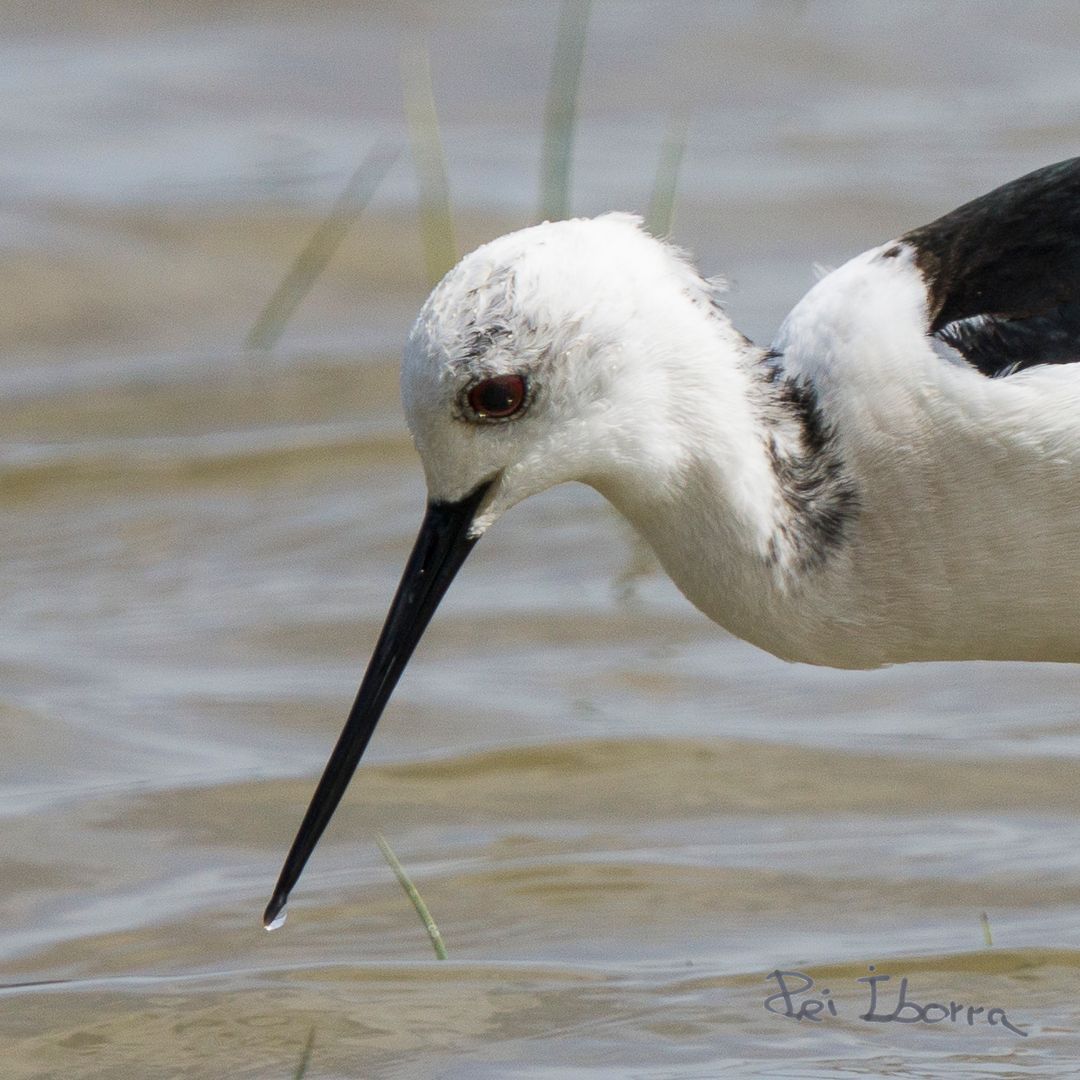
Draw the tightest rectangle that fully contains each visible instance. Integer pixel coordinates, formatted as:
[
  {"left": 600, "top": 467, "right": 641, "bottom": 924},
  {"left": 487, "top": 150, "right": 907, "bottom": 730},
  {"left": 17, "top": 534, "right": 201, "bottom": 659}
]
[
  {"left": 401, "top": 40, "right": 456, "bottom": 286},
  {"left": 291, "top": 1025, "right": 316, "bottom": 1080},
  {"left": 246, "top": 142, "right": 399, "bottom": 351},
  {"left": 538, "top": 0, "right": 591, "bottom": 222},
  {"left": 645, "top": 113, "right": 688, "bottom": 238},
  {"left": 376, "top": 833, "right": 448, "bottom": 960}
]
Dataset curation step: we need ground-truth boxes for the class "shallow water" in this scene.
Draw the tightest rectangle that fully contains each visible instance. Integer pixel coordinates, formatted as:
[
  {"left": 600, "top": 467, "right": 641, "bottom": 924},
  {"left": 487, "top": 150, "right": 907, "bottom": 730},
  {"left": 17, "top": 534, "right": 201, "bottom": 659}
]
[{"left": 6, "top": 2, "right": 1080, "bottom": 1076}]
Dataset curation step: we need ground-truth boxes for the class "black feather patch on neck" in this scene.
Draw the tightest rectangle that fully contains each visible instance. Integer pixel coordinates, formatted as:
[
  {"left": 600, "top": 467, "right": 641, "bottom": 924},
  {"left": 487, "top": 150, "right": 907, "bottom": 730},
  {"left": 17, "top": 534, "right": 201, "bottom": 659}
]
[{"left": 757, "top": 353, "right": 860, "bottom": 574}]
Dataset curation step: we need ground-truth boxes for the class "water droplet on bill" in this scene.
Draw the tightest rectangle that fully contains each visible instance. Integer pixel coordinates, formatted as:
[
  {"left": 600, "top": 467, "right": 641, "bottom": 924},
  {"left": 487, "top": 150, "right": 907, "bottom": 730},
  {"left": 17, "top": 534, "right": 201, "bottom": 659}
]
[{"left": 265, "top": 908, "right": 287, "bottom": 931}]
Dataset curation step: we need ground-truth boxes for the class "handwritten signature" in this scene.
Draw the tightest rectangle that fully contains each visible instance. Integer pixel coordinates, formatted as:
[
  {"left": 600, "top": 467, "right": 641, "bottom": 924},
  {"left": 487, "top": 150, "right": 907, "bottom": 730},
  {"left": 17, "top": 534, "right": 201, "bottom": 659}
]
[{"left": 764, "top": 966, "right": 1027, "bottom": 1037}]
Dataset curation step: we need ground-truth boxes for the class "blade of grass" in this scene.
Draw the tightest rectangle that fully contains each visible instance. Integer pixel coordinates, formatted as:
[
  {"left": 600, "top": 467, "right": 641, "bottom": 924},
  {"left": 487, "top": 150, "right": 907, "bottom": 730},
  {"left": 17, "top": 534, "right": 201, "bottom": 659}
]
[
  {"left": 291, "top": 1025, "right": 316, "bottom": 1080},
  {"left": 376, "top": 833, "right": 448, "bottom": 959},
  {"left": 246, "top": 141, "right": 399, "bottom": 351},
  {"left": 538, "top": 0, "right": 591, "bottom": 222},
  {"left": 401, "top": 40, "right": 456, "bottom": 286},
  {"left": 645, "top": 113, "right": 688, "bottom": 238}
]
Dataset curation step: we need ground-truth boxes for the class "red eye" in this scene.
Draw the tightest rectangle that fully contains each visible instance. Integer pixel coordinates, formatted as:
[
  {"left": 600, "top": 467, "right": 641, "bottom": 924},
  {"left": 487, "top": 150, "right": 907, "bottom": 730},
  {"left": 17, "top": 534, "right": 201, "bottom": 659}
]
[{"left": 466, "top": 374, "right": 527, "bottom": 419}]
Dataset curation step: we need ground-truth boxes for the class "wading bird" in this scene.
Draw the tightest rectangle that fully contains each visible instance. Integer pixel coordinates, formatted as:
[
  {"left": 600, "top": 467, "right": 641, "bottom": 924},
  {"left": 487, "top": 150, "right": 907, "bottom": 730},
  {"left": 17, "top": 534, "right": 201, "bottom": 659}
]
[{"left": 265, "top": 157, "right": 1080, "bottom": 928}]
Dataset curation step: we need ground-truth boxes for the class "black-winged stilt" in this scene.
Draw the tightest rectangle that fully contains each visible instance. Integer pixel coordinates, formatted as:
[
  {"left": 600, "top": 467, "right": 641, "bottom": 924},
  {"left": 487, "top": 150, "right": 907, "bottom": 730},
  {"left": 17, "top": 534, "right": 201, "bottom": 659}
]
[{"left": 265, "top": 157, "right": 1080, "bottom": 929}]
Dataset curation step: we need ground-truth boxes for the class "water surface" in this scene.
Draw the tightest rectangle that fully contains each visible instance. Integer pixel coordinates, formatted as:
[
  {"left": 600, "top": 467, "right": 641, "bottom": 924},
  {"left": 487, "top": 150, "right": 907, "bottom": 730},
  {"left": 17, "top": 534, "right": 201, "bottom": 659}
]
[{"left": 5, "top": 3, "right": 1080, "bottom": 1076}]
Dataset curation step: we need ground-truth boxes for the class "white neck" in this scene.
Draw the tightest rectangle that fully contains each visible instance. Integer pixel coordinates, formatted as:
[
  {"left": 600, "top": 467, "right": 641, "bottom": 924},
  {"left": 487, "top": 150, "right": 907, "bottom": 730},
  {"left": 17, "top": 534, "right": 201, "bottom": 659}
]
[{"left": 586, "top": 294, "right": 859, "bottom": 661}]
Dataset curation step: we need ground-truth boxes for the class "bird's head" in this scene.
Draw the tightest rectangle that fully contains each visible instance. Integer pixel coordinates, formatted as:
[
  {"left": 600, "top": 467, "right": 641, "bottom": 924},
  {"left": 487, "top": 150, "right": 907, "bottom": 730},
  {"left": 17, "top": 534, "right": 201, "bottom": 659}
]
[
  {"left": 402, "top": 213, "right": 713, "bottom": 534},
  {"left": 264, "top": 214, "right": 744, "bottom": 928}
]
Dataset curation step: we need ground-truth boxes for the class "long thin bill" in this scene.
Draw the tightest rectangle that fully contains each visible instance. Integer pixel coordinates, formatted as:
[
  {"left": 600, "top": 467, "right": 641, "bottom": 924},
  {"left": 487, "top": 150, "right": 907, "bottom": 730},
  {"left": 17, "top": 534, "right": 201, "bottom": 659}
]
[{"left": 263, "top": 480, "right": 492, "bottom": 928}]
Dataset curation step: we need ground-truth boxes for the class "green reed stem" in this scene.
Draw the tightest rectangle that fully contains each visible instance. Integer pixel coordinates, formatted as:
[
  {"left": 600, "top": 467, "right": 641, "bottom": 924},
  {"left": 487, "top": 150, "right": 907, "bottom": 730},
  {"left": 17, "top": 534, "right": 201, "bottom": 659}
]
[
  {"left": 246, "top": 142, "right": 399, "bottom": 351},
  {"left": 645, "top": 113, "right": 688, "bottom": 238},
  {"left": 538, "top": 0, "right": 591, "bottom": 222},
  {"left": 401, "top": 40, "right": 457, "bottom": 286},
  {"left": 291, "top": 1025, "right": 316, "bottom": 1079},
  {"left": 376, "top": 833, "right": 448, "bottom": 960}
]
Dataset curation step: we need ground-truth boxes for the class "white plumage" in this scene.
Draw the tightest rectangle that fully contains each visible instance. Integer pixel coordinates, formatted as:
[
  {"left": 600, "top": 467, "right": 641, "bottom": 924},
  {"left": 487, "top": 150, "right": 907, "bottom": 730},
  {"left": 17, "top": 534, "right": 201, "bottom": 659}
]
[
  {"left": 265, "top": 157, "right": 1080, "bottom": 927},
  {"left": 405, "top": 214, "right": 1080, "bottom": 667}
]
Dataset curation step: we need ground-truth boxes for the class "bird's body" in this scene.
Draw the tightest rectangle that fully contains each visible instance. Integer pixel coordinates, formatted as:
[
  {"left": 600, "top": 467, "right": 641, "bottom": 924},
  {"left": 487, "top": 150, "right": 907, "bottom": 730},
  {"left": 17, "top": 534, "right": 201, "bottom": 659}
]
[
  {"left": 771, "top": 245, "right": 1080, "bottom": 667},
  {"left": 626, "top": 240, "right": 1080, "bottom": 669},
  {"left": 265, "top": 157, "right": 1080, "bottom": 927}
]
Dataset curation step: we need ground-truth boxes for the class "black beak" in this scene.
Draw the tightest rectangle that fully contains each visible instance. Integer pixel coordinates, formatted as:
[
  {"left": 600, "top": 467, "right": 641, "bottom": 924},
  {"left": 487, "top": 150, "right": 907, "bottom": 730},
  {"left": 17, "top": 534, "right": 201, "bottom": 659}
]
[{"left": 263, "top": 479, "right": 492, "bottom": 928}]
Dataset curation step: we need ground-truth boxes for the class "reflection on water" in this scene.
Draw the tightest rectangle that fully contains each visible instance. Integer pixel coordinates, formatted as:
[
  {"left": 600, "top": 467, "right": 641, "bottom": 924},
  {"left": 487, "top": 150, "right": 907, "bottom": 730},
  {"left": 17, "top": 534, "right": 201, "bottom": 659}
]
[{"left": 4, "top": 1, "right": 1080, "bottom": 1076}]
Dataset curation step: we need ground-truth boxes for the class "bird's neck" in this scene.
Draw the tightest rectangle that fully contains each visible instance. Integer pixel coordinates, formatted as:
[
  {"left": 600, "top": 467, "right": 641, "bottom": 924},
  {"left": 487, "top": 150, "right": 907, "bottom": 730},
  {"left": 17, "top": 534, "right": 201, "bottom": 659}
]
[{"left": 591, "top": 309, "right": 860, "bottom": 654}]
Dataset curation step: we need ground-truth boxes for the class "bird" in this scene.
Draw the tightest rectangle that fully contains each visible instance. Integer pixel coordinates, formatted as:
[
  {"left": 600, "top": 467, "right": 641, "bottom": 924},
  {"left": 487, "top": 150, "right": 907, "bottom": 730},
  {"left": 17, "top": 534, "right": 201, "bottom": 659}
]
[{"left": 264, "top": 156, "right": 1080, "bottom": 929}]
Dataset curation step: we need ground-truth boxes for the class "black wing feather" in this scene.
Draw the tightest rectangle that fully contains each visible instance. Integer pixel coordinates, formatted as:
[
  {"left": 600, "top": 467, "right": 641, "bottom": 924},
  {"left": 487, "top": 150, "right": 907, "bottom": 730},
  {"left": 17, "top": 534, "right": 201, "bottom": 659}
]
[{"left": 903, "top": 157, "right": 1080, "bottom": 377}]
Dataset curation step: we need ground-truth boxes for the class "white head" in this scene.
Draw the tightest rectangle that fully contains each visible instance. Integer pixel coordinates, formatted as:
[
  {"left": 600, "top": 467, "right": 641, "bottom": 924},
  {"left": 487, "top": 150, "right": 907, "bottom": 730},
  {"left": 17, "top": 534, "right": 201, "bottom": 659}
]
[{"left": 401, "top": 214, "right": 750, "bottom": 533}]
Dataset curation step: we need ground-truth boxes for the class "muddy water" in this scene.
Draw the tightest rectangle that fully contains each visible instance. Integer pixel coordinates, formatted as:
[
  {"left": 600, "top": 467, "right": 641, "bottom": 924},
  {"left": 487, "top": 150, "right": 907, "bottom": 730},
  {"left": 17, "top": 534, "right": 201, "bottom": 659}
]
[{"left": 6, "top": 2, "right": 1080, "bottom": 1076}]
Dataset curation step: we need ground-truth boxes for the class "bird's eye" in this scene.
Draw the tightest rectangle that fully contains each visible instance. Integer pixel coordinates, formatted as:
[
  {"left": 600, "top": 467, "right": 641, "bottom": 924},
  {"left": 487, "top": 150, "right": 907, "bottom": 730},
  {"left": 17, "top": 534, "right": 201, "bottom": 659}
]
[{"left": 466, "top": 374, "right": 527, "bottom": 420}]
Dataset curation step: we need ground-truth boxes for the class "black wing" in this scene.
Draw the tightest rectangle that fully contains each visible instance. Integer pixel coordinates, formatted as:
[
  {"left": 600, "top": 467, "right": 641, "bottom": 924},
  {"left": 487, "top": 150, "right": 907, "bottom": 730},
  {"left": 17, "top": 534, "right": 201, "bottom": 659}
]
[{"left": 903, "top": 157, "right": 1080, "bottom": 378}]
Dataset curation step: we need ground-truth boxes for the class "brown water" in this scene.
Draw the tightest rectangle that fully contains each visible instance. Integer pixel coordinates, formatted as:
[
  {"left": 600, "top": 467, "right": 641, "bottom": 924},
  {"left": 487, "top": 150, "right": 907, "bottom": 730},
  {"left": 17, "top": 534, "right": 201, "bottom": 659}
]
[{"left": 6, "top": 2, "right": 1080, "bottom": 1076}]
